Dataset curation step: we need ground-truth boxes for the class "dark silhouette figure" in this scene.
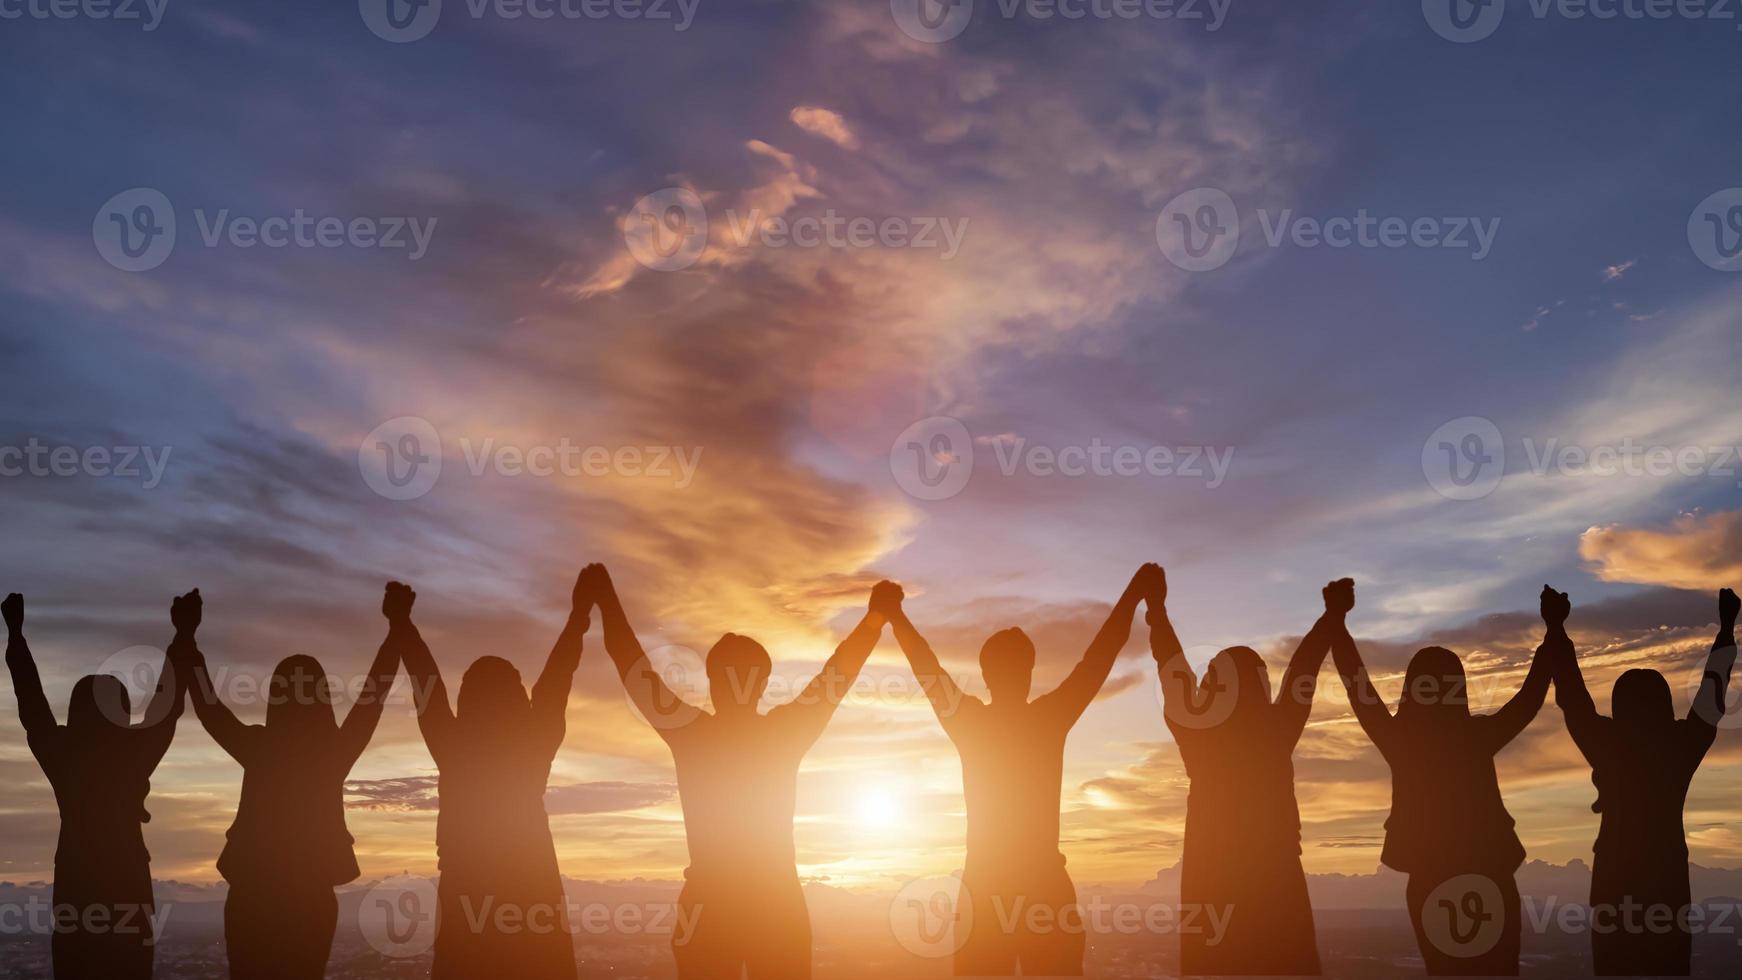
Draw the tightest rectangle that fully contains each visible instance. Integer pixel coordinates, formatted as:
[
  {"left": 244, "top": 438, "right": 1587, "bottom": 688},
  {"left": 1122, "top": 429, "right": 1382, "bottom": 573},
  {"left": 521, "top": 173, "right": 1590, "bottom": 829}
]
[
  {"left": 170, "top": 585, "right": 404, "bottom": 979},
  {"left": 1329, "top": 587, "right": 1557, "bottom": 977},
  {"left": 1148, "top": 574, "right": 1351, "bottom": 976},
  {"left": 883, "top": 565, "right": 1155, "bottom": 977},
  {"left": 4, "top": 589, "right": 193, "bottom": 980},
  {"left": 1550, "top": 586, "right": 1738, "bottom": 976},
  {"left": 582, "top": 563, "right": 891, "bottom": 980},
  {"left": 393, "top": 578, "right": 589, "bottom": 980}
]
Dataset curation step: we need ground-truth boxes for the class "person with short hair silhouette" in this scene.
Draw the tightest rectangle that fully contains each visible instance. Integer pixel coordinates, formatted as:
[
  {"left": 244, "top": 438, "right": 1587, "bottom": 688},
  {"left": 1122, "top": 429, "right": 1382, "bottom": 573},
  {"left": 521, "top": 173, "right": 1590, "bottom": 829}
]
[
  {"left": 393, "top": 577, "right": 589, "bottom": 980},
  {"left": 1328, "top": 586, "right": 1558, "bottom": 977},
  {"left": 4, "top": 589, "right": 194, "bottom": 980},
  {"left": 169, "top": 584, "right": 405, "bottom": 979},
  {"left": 882, "top": 565, "right": 1157, "bottom": 977},
  {"left": 1549, "top": 586, "right": 1737, "bottom": 976},
  {"left": 581, "top": 562, "right": 893, "bottom": 980},
  {"left": 1148, "top": 574, "right": 1350, "bottom": 976}
]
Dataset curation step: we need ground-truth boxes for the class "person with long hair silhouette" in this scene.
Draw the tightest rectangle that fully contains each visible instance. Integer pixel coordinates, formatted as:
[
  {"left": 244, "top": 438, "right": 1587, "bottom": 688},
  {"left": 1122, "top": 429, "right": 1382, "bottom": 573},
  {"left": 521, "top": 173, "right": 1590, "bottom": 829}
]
[
  {"left": 170, "top": 583, "right": 405, "bottom": 979},
  {"left": 581, "top": 562, "right": 893, "bottom": 980},
  {"left": 1328, "top": 586, "right": 1558, "bottom": 977},
  {"left": 1549, "top": 586, "right": 1737, "bottom": 976},
  {"left": 4, "top": 589, "right": 194, "bottom": 980},
  {"left": 1148, "top": 574, "right": 1351, "bottom": 976},
  {"left": 882, "top": 565, "right": 1157, "bottom": 976},
  {"left": 393, "top": 576, "right": 589, "bottom": 980}
]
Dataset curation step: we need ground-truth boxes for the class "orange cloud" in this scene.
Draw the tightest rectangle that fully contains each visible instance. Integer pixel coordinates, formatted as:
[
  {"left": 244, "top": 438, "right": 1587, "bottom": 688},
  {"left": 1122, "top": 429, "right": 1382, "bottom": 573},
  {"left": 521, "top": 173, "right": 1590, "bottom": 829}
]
[{"left": 1580, "top": 510, "right": 1742, "bottom": 590}]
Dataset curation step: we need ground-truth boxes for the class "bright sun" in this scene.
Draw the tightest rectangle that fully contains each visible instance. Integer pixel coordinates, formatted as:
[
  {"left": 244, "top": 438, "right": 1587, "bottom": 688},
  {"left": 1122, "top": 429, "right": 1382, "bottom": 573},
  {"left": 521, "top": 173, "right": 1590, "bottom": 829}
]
[{"left": 856, "top": 787, "right": 903, "bottom": 830}]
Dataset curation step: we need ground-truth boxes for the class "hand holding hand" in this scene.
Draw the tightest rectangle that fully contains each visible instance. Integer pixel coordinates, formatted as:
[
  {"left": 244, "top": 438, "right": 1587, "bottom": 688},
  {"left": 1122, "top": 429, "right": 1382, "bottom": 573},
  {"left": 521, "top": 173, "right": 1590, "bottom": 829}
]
[
  {"left": 382, "top": 582, "right": 417, "bottom": 624},
  {"left": 870, "top": 580, "right": 904, "bottom": 619},
  {"left": 1322, "top": 578, "right": 1355, "bottom": 619},
  {"left": 2, "top": 593, "right": 20, "bottom": 637},
  {"left": 171, "top": 589, "right": 203, "bottom": 636},
  {"left": 1133, "top": 563, "right": 1166, "bottom": 605},
  {"left": 1720, "top": 588, "right": 1739, "bottom": 631},
  {"left": 1540, "top": 584, "right": 1571, "bottom": 629}
]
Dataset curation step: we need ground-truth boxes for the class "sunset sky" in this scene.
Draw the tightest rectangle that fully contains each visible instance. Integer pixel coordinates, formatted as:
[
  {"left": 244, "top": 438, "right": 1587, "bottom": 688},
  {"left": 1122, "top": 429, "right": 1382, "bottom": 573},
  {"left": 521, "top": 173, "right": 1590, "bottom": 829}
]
[{"left": 3, "top": 0, "right": 1742, "bottom": 897}]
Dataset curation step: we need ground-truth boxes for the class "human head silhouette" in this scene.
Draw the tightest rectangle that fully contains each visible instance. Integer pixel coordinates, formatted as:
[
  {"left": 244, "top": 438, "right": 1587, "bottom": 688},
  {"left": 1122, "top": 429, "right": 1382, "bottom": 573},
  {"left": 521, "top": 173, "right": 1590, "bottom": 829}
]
[
  {"left": 980, "top": 628, "right": 1035, "bottom": 704},
  {"left": 267, "top": 655, "right": 338, "bottom": 734},
  {"left": 68, "top": 674, "right": 131, "bottom": 736},
  {"left": 1204, "top": 646, "right": 1273, "bottom": 723},
  {"left": 456, "top": 656, "right": 530, "bottom": 730},
  {"left": 1401, "top": 646, "right": 1469, "bottom": 717},
  {"left": 1612, "top": 668, "right": 1675, "bottom": 728},
  {"left": 707, "top": 633, "right": 771, "bottom": 714}
]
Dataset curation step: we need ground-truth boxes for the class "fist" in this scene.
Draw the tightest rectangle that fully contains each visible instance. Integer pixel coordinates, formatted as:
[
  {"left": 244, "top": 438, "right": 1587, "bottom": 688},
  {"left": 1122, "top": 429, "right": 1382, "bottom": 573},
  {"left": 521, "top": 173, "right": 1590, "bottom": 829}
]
[
  {"left": 1721, "top": 588, "right": 1739, "bottom": 627},
  {"left": 382, "top": 582, "right": 416, "bottom": 622},
  {"left": 1323, "top": 578, "right": 1355, "bottom": 617},
  {"left": 1540, "top": 585, "right": 1571, "bottom": 628},
  {"left": 171, "top": 589, "right": 202, "bottom": 634},
  {"left": 870, "top": 580, "right": 904, "bottom": 617},
  {"left": 2, "top": 593, "right": 21, "bottom": 634}
]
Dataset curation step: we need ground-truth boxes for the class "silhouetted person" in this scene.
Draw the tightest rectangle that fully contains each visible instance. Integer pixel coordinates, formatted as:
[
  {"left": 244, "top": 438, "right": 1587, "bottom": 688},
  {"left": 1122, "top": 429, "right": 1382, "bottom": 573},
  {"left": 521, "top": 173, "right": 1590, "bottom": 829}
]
[
  {"left": 170, "top": 584, "right": 405, "bottom": 979},
  {"left": 1329, "top": 587, "right": 1558, "bottom": 977},
  {"left": 394, "top": 577, "right": 589, "bottom": 980},
  {"left": 582, "top": 563, "right": 891, "bottom": 980},
  {"left": 884, "top": 565, "right": 1155, "bottom": 977},
  {"left": 4, "top": 589, "right": 194, "bottom": 980},
  {"left": 1149, "top": 574, "right": 1351, "bottom": 976},
  {"left": 1550, "top": 586, "right": 1738, "bottom": 976}
]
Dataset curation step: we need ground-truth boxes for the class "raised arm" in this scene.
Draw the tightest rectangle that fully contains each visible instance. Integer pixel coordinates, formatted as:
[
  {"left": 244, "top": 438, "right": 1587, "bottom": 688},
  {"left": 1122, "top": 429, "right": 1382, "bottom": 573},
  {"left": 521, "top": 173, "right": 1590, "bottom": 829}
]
[
  {"left": 1274, "top": 579, "right": 1353, "bottom": 741},
  {"left": 130, "top": 589, "right": 197, "bottom": 769},
  {"left": 768, "top": 582, "right": 893, "bottom": 747},
  {"left": 384, "top": 582, "right": 455, "bottom": 751},
  {"left": 528, "top": 571, "right": 589, "bottom": 750},
  {"left": 3, "top": 594, "right": 57, "bottom": 738},
  {"left": 1481, "top": 585, "right": 1563, "bottom": 750},
  {"left": 1541, "top": 585, "right": 1601, "bottom": 754},
  {"left": 1147, "top": 569, "right": 1208, "bottom": 730},
  {"left": 1037, "top": 565, "right": 1154, "bottom": 725},
  {"left": 336, "top": 585, "right": 410, "bottom": 765},
  {"left": 883, "top": 584, "right": 979, "bottom": 733},
  {"left": 584, "top": 563, "right": 700, "bottom": 737},
  {"left": 173, "top": 627, "right": 258, "bottom": 766},
  {"left": 1330, "top": 622, "right": 1393, "bottom": 750},
  {"left": 1689, "top": 588, "right": 1739, "bottom": 732}
]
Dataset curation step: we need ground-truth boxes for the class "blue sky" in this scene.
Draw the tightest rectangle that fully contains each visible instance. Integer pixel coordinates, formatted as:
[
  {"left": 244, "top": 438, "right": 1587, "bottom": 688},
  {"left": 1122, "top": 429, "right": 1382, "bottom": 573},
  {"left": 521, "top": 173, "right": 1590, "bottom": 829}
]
[{"left": 1, "top": 0, "right": 1741, "bottom": 885}]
